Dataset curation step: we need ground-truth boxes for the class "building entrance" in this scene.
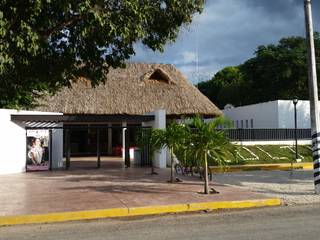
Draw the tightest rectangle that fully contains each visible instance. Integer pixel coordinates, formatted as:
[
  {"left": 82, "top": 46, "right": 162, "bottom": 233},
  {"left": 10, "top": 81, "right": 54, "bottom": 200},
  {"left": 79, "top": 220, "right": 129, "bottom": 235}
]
[{"left": 11, "top": 114, "right": 154, "bottom": 172}]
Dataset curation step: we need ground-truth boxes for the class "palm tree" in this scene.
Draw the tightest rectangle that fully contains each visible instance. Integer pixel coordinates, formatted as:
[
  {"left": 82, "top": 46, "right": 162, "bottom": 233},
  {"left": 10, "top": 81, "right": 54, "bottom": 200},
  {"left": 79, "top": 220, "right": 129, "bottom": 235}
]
[
  {"left": 190, "top": 116, "right": 233, "bottom": 194},
  {"left": 152, "top": 122, "right": 190, "bottom": 183}
]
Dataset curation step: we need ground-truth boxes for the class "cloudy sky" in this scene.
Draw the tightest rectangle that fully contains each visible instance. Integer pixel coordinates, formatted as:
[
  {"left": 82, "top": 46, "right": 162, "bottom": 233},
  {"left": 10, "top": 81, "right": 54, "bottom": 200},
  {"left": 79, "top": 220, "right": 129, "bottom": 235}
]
[{"left": 131, "top": 0, "right": 320, "bottom": 84}]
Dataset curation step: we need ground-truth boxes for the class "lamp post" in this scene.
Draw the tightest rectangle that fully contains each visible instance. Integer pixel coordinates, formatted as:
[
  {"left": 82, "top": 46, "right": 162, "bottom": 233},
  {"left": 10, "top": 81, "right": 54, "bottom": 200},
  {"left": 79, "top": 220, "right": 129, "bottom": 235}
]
[{"left": 293, "top": 98, "right": 299, "bottom": 161}]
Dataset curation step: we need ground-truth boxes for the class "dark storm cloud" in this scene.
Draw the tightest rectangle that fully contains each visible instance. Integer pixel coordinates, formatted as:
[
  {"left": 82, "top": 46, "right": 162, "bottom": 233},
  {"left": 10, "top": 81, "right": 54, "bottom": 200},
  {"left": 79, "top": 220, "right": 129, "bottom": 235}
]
[
  {"left": 244, "top": 0, "right": 319, "bottom": 25},
  {"left": 131, "top": 0, "right": 320, "bottom": 83},
  {"left": 245, "top": 0, "right": 319, "bottom": 16},
  {"left": 244, "top": 0, "right": 301, "bottom": 14}
]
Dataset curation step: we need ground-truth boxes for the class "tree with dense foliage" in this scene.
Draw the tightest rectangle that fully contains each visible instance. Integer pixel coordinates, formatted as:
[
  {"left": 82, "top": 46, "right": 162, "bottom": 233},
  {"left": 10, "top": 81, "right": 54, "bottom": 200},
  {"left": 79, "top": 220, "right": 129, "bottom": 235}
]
[
  {"left": 198, "top": 66, "right": 244, "bottom": 108},
  {"left": 198, "top": 33, "right": 320, "bottom": 108},
  {"left": 0, "top": 0, "right": 204, "bottom": 108}
]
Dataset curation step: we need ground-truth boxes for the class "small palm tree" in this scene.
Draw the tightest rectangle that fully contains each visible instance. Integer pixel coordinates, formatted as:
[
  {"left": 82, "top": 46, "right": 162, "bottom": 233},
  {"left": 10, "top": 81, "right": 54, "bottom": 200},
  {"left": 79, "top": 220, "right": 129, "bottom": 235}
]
[
  {"left": 135, "top": 128, "right": 163, "bottom": 174},
  {"left": 190, "top": 116, "right": 233, "bottom": 194},
  {"left": 152, "top": 122, "right": 190, "bottom": 183}
]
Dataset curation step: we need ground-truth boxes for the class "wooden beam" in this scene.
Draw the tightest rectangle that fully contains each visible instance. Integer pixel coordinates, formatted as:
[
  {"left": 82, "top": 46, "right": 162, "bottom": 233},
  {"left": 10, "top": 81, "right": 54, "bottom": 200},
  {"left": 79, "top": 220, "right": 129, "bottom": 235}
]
[{"left": 97, "top": 129, "right": 101, "bottom": 168}]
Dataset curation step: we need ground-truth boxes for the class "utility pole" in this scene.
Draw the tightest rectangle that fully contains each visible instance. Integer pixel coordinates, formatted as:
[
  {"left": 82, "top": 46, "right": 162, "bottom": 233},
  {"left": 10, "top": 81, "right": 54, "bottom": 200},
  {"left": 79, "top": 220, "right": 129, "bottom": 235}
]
[{"left": 304, "top": 0, "right": 320, "bottom": 194}]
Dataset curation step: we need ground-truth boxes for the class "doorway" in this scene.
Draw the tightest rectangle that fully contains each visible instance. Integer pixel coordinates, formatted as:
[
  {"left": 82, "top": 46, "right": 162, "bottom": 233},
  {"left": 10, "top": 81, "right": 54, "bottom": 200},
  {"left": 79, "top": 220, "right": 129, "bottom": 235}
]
[{"left": 63, "top": 124, "right": 148, "bottom": 170}]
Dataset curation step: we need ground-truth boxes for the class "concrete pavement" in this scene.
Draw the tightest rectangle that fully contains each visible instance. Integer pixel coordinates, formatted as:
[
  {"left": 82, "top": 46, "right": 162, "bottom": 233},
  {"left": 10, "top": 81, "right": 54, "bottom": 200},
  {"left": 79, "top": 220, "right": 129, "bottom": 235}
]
[
  {"left": 213, "top": 170, "right": 320, "bottom": 205},
  {"left": 0, "top": 166, "right": 280, "bottom": 226}
]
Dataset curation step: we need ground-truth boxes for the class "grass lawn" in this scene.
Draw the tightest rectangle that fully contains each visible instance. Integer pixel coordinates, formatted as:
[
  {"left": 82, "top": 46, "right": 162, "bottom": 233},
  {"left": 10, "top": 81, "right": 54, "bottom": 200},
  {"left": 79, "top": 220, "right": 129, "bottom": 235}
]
[{"left": 209, "top": 145, "right": 313, "bottom": 166}]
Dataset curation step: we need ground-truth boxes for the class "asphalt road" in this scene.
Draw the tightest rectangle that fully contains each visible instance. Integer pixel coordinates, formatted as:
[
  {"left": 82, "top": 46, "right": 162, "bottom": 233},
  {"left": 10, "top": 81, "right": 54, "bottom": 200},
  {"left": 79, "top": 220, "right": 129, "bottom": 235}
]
[{"left": 1, "top": 205, "right": 320, "bottom": 240}]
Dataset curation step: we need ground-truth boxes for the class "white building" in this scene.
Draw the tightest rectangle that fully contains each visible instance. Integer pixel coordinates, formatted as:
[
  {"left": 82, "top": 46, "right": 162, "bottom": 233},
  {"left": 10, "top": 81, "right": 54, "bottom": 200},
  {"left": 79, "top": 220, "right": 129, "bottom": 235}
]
[
  {"left": 0, "top": 63, "right": 220, "bottom": 175},
  {"left": 223, "top": 100, "right": 311, "bottom": 129},
  {"left": 0, "top": 108, "right": 168, "bottom": 175},
  {"left": 0, "top": 109, "right": 64, "bottom": 175}
]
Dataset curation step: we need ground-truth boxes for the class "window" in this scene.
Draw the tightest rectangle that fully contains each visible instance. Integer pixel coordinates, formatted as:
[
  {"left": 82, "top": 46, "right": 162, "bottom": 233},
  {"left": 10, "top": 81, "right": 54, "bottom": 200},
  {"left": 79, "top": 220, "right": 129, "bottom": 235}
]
[
  {"left": 241, "top": 120, "right": 244, "bottom": 129},
  {"left": 250, "top": 119, "right": 254, "bottom": 128},
  {"left": 236, "top": 120, "right": 239, "bottom": 129},
  {"left": 148, "top": 68, "right": 172, "bottom": 84},
  {"left": 245, "top": 120, "right": 249, "bottom": 129}
]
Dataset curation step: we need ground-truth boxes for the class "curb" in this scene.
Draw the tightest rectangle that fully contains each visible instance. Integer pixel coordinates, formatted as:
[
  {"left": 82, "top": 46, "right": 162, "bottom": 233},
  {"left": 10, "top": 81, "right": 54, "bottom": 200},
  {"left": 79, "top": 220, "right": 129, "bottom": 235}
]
[
  {"left": 0, "top": 198, "right": 281, "bottom": 226},
  {"left": 210, "top": 163, "right": 313, "bottom": 173}
]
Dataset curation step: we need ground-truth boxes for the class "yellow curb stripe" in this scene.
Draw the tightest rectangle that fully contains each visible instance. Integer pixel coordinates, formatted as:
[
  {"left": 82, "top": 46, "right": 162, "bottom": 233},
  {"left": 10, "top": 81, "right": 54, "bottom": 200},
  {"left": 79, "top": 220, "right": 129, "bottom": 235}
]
[
  {"left": 128, "top": 204, "right": 189, "bottom": 216},
  {"left": 0, "top": 208, "right": 128, "bottom": 226},
  {"left": 188, "top": 198, "right": 281, "bottom": 211},
  {"left": 210, "top": 163, "right": 313, "bottom": 172},
  {"left": 0, "top": 198, "right": 281, "bottom": 226},
  {"left": 301, "top": 163, "right": 313, "bottom": 170}
]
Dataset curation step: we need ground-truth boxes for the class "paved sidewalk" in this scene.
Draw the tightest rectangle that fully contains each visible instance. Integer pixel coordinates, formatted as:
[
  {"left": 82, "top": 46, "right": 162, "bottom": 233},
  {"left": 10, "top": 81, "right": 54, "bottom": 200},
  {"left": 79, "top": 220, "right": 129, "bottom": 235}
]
[{"left": 0, "top": 167, "right": 275, "bottom": 216}]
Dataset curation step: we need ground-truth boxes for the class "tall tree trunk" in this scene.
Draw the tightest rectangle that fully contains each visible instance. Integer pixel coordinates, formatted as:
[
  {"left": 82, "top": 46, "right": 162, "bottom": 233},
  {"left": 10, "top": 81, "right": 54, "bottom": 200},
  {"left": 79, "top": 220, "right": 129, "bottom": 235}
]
[
  {"left": 170, "top": 148, "right": 174, "bottom": 182},
  {"left": 204, "top": 151, "right": 209, "bottom": 194}
]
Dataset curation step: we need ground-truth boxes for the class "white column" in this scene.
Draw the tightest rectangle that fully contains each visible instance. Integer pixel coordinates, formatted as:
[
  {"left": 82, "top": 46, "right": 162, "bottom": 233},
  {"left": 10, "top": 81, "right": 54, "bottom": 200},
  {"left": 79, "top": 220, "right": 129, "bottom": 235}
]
[
  {"left": 52, "top": 125, "right": 64, "bottom": 169},
  {"left": 122, "top": 122, "right": 127, "bottom": 161},
  {"left": 151, "top": 109, "right": 167, "bottom": 168}
]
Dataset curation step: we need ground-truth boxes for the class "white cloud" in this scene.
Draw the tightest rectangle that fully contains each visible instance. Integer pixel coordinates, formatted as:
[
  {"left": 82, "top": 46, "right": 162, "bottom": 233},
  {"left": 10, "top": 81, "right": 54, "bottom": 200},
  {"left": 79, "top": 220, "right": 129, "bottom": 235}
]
[{"left": 181, "top": 51, "right": 197, "bottom": 64}]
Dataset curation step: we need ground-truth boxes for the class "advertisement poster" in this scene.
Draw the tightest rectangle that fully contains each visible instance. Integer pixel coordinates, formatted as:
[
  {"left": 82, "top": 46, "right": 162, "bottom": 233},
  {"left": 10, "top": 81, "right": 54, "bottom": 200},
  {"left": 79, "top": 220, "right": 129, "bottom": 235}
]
[{"left": 26, "top": 130, "right": 50, "bottom": 171}]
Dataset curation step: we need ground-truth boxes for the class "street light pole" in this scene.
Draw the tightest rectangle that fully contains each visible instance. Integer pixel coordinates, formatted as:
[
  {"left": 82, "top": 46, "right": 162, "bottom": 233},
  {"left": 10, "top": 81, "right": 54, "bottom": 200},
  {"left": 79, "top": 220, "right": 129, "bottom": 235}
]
[
  {"left": 293, "top": 98, "right": 298, "bottom": 161},
  {"left": 304, "top": 0, "right": 320, "bottom": 194}
]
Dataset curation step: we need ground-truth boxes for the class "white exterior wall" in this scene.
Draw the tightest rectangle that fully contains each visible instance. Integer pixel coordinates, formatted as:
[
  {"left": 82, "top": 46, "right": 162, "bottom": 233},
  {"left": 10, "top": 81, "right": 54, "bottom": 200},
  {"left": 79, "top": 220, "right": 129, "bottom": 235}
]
[
  {"left": 222, "top": 100, "right": 315, "bottom": 129},
  {"left": 143, "top": 109, "right": 167, "bottom": 168},
  {"left": 0, "top": 109, "right": 63, "bottom": 175},
  {"left": 0, "top": 109, "right": 27, "bottom": 175},
  {"left": 278, "top": 100, "right": 311, "bottom": 128},
  {"left": 223, "top": 101, "right": 279, "bottom": 129}
]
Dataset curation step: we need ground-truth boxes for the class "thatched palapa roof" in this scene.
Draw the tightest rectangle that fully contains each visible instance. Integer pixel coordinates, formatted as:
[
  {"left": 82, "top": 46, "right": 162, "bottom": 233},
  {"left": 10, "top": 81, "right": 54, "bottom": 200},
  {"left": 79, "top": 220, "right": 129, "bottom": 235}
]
[{"left": 35, "top": 63, "right": 221, "bottom": 117}]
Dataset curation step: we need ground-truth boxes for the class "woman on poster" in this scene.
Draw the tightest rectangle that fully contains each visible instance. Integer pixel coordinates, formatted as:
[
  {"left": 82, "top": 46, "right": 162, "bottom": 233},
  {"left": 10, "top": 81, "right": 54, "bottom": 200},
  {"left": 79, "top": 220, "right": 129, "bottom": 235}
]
[{"left": 28, "top": 138, "right": 44, "bottom": 165}]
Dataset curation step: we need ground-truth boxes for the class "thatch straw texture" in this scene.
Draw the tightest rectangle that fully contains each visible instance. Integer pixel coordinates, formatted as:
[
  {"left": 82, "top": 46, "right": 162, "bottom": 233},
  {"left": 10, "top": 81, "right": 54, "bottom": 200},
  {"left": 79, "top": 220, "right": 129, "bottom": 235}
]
[{"left": 35, "top": 63, "right": 221, "bottom": 117}]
